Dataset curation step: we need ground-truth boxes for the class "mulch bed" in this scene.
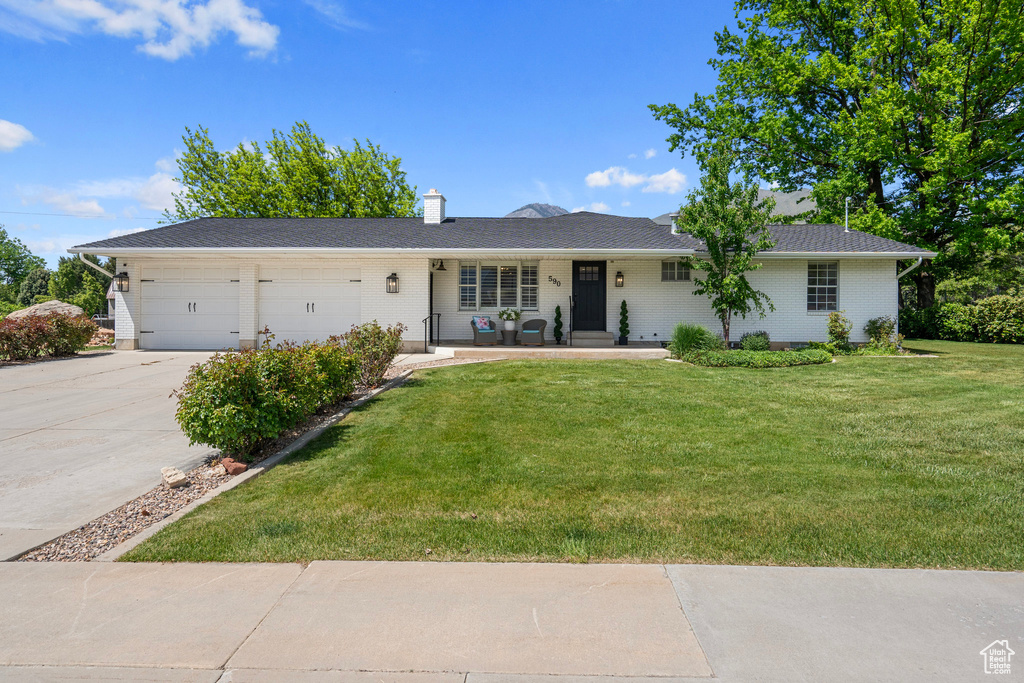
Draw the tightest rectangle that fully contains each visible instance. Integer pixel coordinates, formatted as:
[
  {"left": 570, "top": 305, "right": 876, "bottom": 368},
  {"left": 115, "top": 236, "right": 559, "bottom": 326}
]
[{"left": 15, "top": 357, "right": 489, "bottom": 563}]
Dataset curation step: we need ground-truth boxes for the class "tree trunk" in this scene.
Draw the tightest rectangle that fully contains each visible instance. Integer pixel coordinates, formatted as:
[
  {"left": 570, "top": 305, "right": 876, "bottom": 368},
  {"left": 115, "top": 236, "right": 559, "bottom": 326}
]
[
  {"left": 915, "top": 271, "right": 936, "bottom": 309},
  {"left": 722, "top": 311, "right": 731, "bottom": 346}
]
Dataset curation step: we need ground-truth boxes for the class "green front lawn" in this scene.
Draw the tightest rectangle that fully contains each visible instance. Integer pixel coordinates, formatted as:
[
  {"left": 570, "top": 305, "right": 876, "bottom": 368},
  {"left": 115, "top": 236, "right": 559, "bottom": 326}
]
[{"left": 124, "top": 341, "right": 1024, "bottom": 569}]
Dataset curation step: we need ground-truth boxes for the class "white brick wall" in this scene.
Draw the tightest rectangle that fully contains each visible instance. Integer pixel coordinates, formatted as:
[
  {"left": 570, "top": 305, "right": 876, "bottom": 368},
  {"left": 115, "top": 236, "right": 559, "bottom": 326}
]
[
  {"left": 111, "top": 255, "right": 896, "bottom": 349},
  {"left": 112, "top": 256, "right": 430, "bottom": 351},
  {"left": 432, "top": 257, "right": 897, "bottom": 344}
]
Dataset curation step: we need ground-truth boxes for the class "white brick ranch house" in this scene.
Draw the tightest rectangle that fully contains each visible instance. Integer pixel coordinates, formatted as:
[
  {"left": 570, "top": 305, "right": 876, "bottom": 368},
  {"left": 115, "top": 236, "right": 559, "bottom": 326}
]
[{"left": 68, "top": 189, "right": 935, "bottom": 352}]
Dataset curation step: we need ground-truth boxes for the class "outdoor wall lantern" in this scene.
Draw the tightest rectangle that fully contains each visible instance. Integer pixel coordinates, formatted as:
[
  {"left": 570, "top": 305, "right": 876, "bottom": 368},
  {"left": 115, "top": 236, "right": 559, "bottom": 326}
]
[
  {"left": 615, "top": 271, "right": 624, "bottom": 287},
  {"left": 114, "top": 271, "right": 130, "bottom": 292},
  {"left": 386, "top": 273, "right": 399, "bottom": 293}
]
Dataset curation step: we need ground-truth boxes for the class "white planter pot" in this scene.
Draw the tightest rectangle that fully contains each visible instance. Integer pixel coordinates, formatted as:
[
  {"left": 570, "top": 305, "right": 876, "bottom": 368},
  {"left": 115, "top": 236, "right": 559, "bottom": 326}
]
[{"left": 503, "top": 320, "right": 516, "bottom": 331}]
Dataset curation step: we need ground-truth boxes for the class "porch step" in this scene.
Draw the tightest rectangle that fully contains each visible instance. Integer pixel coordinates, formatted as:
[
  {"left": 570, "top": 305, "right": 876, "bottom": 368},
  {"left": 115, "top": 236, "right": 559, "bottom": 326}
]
[{"left": 570, "top": 331, "right": 615, "bottom": 348}]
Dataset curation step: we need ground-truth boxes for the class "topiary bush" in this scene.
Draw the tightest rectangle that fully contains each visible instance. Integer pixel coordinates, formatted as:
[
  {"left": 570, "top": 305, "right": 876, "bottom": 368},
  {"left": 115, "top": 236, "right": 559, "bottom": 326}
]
[
  {"left": 739, "top": 330, "right": 770, "bottom": 351},
  {"left": 174, "top": 340, "right": 358, "bottom": 460},
  {"left": 681, "top": 348, "right": 831, "bottom": 368},
  {"left": 974, "top": 295, "right": 1024, "bottom": 344},
  {"left": 668, "top": 323, "right": 724, "bottom": 358},
  {"left": 553, "top": 305, "right": 563, "bottom": 343},
  {"left": 330, "top": 320, "right": 407, "bottom": 387}
]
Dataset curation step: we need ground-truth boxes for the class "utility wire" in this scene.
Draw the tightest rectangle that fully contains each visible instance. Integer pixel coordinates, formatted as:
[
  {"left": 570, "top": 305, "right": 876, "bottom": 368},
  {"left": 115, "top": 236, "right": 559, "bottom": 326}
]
[{"left": 0, "top": 210, "right": 162, "bottom": 220}]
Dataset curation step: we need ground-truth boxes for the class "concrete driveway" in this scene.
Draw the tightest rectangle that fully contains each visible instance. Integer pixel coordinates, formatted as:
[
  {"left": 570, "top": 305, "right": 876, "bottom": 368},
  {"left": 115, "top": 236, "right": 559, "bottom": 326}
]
[{"left": 0, "top": 351, "right": 214, "bottom": 560}]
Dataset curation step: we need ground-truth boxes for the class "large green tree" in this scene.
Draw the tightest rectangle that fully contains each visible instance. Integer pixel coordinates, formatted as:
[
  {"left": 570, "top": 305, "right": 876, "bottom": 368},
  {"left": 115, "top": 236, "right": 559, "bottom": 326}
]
[
  {"left": 0, "top": 226, "right": 45, "bottom": 291},
  {"left": 166, "top": 121, "right": 420, "bottom": 221},
  {"left": 48, "top": 255, "right": 112, "bottom": 305},
  {"left": 650, "top": 0, "right": 1024, "bottom": 307},
  {"left": 677, "top": 144, "right": 777, "bottom": 345}
]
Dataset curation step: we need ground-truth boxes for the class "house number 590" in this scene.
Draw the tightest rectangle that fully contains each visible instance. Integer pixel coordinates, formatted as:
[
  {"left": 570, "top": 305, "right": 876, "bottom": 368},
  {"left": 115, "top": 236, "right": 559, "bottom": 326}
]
[{"left": 548, "top": 276, "right": 561, "bottom": 287}]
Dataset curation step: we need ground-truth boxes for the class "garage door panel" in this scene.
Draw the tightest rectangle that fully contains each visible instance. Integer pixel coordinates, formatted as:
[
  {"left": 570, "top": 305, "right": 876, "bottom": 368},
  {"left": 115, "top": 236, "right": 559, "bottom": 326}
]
[
  {"left": 258, "top": 276, "right": 361, "bottom": 345},
  {"left": 141, "top": 276, "right": 240, "bottom": 350}
]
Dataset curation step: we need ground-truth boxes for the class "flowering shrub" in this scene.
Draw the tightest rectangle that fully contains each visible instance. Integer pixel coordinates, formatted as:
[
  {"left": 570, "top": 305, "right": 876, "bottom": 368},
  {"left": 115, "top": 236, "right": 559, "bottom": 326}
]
[
  {"left": 174, "top": 340, "right": 358, "bottom": 459},
  {"left": 0, "top": 313, "right": 97, "bottom": 361},
  {"left": 329, "top": 321, "right": 406, "bottom": 387}
]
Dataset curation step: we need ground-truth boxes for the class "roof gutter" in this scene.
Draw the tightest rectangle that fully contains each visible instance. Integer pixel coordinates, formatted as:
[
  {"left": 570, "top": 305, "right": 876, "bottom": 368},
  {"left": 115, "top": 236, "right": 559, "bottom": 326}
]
[{"left": 78, "top": 252, "right": 113, "bottom": 280}]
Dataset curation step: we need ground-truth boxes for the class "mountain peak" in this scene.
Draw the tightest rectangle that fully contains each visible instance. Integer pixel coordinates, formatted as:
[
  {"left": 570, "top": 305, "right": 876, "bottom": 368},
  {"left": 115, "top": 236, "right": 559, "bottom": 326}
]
[{"left": 505, "top": 203, "right": 569, "bottom": 218}]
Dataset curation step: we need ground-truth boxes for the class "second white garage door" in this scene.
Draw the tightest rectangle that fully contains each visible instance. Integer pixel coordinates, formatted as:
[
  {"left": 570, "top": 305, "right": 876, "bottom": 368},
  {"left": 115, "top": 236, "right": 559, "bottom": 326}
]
[{"left": 258, "top": 266, "right": 361, "bottom": 345}]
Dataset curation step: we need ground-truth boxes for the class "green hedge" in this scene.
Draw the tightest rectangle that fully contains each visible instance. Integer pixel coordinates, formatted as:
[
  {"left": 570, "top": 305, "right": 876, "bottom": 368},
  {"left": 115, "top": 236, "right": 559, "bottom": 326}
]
[
  {"left": 681, "top": 348, "right": 832, "bottom": 368},
  {"left": 900, "top": 295, "right": 1024, "bottom": 344},
  {"left": 174, "top": 342, "right": 358, "bottom": 460},
  {"left": 0, "top": 313, "right": 96, "bottom": 361}
]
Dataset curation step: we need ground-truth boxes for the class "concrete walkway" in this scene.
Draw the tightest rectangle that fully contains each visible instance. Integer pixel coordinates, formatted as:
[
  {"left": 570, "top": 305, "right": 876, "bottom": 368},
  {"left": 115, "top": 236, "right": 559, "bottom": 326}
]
[
  {"left": 0, "top": 561, "right": 1019, "bottom": 681},
  {"left": 0, "top": 351, "right": 214, "bottom": 560}
]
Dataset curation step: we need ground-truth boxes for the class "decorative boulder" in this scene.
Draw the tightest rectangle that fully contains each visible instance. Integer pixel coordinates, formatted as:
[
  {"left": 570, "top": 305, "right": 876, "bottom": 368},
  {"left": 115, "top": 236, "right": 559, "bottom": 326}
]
[
  {"left": 221, "top": 457, "right": 248, "bottom": 475},
  {"left": 160, "top": 466, "right": 187, "bottom": 488},
  {"left": 7, "top": 300, "right": 85, "bottom": 320}
]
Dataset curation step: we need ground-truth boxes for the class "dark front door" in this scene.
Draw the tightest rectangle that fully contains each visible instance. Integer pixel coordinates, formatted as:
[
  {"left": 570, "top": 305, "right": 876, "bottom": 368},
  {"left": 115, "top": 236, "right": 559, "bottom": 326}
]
[{"left": 572, "top": 260, "right": 606, "bottom": 331}]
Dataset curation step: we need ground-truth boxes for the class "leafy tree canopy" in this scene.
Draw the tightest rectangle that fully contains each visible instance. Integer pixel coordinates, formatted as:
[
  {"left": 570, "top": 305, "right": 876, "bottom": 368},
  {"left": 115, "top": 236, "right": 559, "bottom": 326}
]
[
  {"left": 651, "top": 0, "right": 1024, "bottom": 306},
  {"left": 167, "top": 121, "right": 420, "bottom": 221},
  {"left": 0, "top": 226, "right": 45, "bottom": 288},
  {"left": 677, "top": 143, "right": 777, "bottom": 344},
  {"left": 48, "top": 254, "right": 112, "bottom": 305},
  {"left": 17, "top": 267, "right": 51, "bottom": 306}
]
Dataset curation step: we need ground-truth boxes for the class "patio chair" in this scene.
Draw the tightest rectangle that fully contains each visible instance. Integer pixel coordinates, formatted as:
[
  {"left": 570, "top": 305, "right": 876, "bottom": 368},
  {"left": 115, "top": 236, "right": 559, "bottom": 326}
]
[
  {"left": 471, "top": 317, "right": 498, "bottom": 345},
  {"left": 521, "top": 319, "right": 547, "bottom": 346}
]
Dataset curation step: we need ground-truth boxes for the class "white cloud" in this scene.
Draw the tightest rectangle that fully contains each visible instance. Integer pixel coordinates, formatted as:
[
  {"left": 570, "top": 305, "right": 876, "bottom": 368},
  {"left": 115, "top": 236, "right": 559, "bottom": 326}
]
[
  {"left": 0, "top": 119, "right": 34, "bottom": 151},
  {"left": 621, "top": 200, "right": 631, "bottom": 207},
  {"left": 74, "top": 165, "right": 181, "bottom": 212},
  {"left": 0, "top": 0, "right": 279, "bottom": 60},
  {"left": 642, "top": 168, "right": 687, "bottom": 194},
  {"left": 571, "top": 202, "right": 610, "bottom": 213},
  {"left": 108, "top": 226, "right": 148, "bottom": 237},
  {"left": 20, "top": 187, "right": 108, "bottom": 217},
  {"left": 302, "top": 0, "right": 368, "bottom": 30},
  {"left": 644, "top": 148, "right": 657, "bottom": 159},
  {"left": 585, "top": 166, "right": 646, "bottom": 189},
  {"left": 627, "top": 153, "right": 637, "bottom": 159}
]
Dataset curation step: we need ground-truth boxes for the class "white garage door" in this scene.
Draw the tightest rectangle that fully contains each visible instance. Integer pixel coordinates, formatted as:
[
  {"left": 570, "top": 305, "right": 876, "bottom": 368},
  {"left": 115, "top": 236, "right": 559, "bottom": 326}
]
[
  {"left": 258, "top": 266, "right": 361, "bottom": 345},
  {"left": 140, "top": 265, "right": 240, "bottom": 350}
]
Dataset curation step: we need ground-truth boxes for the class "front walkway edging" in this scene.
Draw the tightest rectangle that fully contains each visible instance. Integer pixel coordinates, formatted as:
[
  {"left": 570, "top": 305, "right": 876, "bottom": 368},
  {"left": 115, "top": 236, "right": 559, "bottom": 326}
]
[{"left": 95, "top": 370, "right": 414, "bottom": 562}]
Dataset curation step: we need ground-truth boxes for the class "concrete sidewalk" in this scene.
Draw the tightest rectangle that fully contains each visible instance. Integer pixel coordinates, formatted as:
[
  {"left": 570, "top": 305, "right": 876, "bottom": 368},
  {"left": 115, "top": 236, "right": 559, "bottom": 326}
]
[{"left": 0, "top": 561, "right": 1019, "bottom": 682}]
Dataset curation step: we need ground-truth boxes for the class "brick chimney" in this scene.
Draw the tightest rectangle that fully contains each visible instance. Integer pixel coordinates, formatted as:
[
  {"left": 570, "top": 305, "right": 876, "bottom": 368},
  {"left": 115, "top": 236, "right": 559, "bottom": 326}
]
[{"left": 424, "top": 188, "right": 446, "bottom": 224}]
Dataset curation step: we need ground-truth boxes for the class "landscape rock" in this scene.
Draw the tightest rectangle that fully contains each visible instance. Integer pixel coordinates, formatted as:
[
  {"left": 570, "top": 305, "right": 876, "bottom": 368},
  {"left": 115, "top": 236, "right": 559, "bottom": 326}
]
[
  {"left": 203, "top": 464, "right": 227, "bottom": 478},
  {"left": 221, "top": 458, "right": 248, "bottom": 475},
  {"left": 160, "top": 466, "right": 187, "bottom": 488},
  {"left": 7, "top": 300, "right": 86, "bottom": 320}
]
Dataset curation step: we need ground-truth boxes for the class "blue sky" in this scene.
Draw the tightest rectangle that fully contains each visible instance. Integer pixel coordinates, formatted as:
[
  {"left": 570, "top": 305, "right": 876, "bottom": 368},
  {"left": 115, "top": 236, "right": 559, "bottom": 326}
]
[{"left": 0, "top": 0, "right": 734, "bottom": 266}]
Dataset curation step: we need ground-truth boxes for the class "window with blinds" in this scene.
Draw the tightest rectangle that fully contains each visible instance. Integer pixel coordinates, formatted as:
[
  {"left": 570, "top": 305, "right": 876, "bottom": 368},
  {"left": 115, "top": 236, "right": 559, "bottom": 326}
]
[
  {"left": 662, "top": 261, "right": 690, "bottom": 282},
  {"left": 458, "top": 262, "right": 540, "bottom": 310}
]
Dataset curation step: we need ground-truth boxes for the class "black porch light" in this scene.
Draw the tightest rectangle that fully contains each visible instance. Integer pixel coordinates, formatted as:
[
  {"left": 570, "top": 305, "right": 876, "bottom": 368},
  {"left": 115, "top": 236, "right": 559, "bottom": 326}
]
[
  {"left": 114, "top": 271, "right": 130, "bottom": 292},
  {"left": 615, "top": 271, "right": 624, "bottom": 287},
  {"left": 386, "top": 272, "right": 399, "bottom": 293},
  {"left": 435, "top": 260, "right": 447, "bottom": 271}
]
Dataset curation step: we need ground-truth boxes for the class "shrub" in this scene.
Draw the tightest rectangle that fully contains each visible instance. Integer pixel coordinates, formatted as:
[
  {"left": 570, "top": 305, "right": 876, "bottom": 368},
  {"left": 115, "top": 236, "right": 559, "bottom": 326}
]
[
  {"left": 807, "top": 340, "right": 852, "bottom": 356},
  {"left": 553, "top": 305, "right": 563, "bottom": 342},
  {"left": 681, "top": 348, "right": 831, "bottom": 368},
  {"left": 668, "top": 323, "right": 724, "bottom": 357},
  {"left": 974, "top": 295, "right": 1024, "bottom": 344},
  {"left": 739, "top": 330, "right": 770, "bottom": 351},
  {"left": 618, "top": 300, "right": 629, "bottom": 339},
  {"left": 935, "top": 303, "right": 976, "bottom": 342},
  {"left": 174, "top": 341, "right": 358, "bottom": 459},
  {"left": 827, "top": 311, "right": 853, "bottom": 344},
  {"left": 0, "top": 313, "right": 97, "bottom": 361},
  {"left": 0, "top": 301, "right": 23, "bottom": 319},
  {"left": 330, "top": 321, "right": 407, "bottom": 387},
  {"left": 865, "top": 316, "right": 900, "bottom": 347},
  {"left": 899, "top": 306, "right": 938, "bottom": 339}
]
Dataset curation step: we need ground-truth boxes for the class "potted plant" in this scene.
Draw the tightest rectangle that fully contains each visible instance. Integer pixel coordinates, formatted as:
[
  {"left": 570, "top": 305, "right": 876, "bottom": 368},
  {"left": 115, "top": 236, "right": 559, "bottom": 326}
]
[
  {"left": 618, "top": 300, "right": 629, "bottom": 346},
  {"left": 553, "top": 305, "right": 563, "bottom": 345},
  {"left": 498, "top": 307, "right": 521, "bottom": 331}
]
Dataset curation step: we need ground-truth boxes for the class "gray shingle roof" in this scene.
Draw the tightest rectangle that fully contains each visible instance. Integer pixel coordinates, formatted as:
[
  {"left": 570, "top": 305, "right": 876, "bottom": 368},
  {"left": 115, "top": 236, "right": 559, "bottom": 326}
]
[{"left": 70, "top": 213, "right": 932, "bottom": 255}]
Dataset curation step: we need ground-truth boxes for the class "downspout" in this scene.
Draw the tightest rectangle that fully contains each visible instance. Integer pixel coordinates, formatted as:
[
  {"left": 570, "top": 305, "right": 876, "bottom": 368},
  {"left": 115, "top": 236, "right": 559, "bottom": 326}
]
[
  {"left": 897, "top": 257, "right": 924, "bottom": 280},
  {"left": 77, "top": 253, "right": 114, "bottom": 281}
]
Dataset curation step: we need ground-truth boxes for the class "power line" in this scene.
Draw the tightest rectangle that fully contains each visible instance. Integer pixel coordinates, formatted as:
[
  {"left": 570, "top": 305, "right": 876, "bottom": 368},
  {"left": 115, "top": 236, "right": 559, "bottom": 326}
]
[{"left": 0, "top": 210, "right": 162, "bottom": 220}]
